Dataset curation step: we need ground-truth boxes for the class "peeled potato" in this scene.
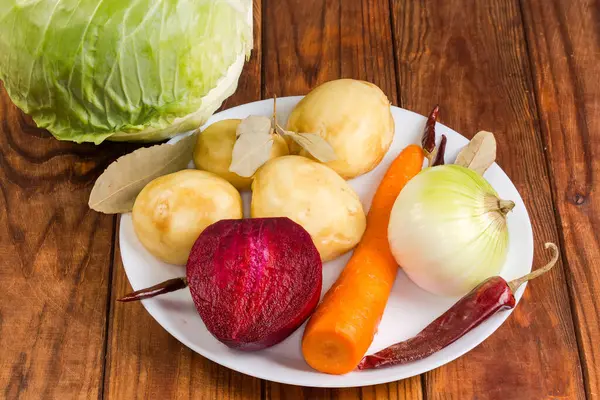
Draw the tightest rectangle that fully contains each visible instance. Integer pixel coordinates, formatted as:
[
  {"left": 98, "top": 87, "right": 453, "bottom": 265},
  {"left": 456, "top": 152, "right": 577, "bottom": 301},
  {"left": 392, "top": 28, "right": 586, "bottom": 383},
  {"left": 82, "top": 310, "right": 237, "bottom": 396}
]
[
  {"left": 193, "top": 119, "right": 289, "bottom": 190},
  {"left": 286, "top": 79, "right": 394, "bottom": 179},
  {"left": 251, "top": 155, "right": 366, "bottom": 262},
  {"left": 132, "top": 170, "right": 242, "bottom": 265}
]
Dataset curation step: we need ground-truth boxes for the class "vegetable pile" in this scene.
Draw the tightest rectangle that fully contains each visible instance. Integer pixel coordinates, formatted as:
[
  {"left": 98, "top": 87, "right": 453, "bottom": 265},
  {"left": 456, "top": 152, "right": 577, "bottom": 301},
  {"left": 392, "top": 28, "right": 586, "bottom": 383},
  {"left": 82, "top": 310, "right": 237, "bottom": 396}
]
[
  {"left": 84, "top": 78, "right": 557, "bottom": 376},
  {"left": 0, "top": 0, "right": 252, "bottom": 143}
]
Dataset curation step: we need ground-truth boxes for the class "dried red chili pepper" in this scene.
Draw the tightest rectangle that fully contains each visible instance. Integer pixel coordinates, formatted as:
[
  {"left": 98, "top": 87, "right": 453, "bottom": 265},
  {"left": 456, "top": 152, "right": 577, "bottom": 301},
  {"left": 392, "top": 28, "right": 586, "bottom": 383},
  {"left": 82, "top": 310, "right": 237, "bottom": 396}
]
[
  {"left": 357, "top": 243, "right": 559, "bottom": 370},
  {"left": 421, "top": 105, "right": 439, "bottom": 159},
  {"left": 431, "top": 134, "right": 447, "bottom": 166}
]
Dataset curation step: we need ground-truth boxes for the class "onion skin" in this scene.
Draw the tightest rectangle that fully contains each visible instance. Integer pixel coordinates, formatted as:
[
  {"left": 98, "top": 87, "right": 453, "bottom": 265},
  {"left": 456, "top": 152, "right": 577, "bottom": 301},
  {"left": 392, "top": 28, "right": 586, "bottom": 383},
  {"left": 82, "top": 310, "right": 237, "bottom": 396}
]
[{"left": 388, "top": 165, "right": 512, "bottom": 296}]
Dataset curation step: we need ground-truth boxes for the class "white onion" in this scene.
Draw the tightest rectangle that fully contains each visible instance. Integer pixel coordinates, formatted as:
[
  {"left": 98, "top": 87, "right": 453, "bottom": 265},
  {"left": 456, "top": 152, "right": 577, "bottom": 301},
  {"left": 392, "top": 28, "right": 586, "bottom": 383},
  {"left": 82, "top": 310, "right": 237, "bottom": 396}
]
[{"left": 388, "top": 165, "right": 513, "bottom": 296}]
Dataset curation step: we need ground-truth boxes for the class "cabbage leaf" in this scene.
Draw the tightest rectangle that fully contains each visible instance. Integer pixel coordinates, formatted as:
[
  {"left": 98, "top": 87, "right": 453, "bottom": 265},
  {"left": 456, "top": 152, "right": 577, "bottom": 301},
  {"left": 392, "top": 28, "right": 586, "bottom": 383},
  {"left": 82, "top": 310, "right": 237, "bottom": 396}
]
[{"left": 0, "top": 0, "right": 252, "bottom": 143}]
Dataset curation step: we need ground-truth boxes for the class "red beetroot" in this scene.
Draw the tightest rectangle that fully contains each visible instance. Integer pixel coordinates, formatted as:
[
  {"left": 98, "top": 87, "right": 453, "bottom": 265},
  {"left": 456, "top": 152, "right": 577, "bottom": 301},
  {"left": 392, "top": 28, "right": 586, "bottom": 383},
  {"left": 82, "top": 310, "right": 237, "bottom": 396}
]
[{"left": 119, "top": 217, "right": 322, "bottom": 351}]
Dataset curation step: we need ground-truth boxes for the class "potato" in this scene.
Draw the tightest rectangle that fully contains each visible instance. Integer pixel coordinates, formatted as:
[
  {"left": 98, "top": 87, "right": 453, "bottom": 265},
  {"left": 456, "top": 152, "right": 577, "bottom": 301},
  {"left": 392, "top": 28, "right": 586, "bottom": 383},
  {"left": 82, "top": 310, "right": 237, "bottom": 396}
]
[
  {"left": 286, "top": 79, "right": 394, "bottom": 179},
  {"left": 133, "top": 170, "right": 242, "bottom": 265},
  {"left": 193, "top": 119, "right": 289, "bottom": 190},
  {"left": 251, "top": 156, "right": 366, "bottom": 262}
]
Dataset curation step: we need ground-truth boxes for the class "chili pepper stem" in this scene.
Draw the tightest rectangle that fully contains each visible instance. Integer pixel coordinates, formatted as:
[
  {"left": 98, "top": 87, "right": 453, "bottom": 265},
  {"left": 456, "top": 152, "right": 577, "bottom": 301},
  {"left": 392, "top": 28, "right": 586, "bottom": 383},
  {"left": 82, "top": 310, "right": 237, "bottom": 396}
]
[
  {"left": 424, "top": 151, "right": 433, "bottom": 165},
  {"left": 431, "top": 134, "right": 447, "bottom": 167},
  {"left": 118, "top": 276, "right": 188, "bottom": 302},
  {"left": 508, "top": 243, "right": 559, "bottom": 293}
]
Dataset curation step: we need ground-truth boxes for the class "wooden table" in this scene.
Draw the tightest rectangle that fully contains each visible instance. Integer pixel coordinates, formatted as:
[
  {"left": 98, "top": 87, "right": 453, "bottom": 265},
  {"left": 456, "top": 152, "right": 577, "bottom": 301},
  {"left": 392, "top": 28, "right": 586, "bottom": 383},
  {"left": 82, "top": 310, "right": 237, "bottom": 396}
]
[{"left": 1, "top": 0, "right": 598, "bottom": 398}]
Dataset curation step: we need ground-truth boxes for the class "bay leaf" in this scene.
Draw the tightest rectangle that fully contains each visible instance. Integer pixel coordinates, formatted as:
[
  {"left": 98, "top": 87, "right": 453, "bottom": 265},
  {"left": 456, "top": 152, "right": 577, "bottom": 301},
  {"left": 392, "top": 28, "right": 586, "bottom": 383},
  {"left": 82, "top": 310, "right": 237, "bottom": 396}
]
[
  {"left": 455, "top": 130, "right": 496, "bottom": 174},
  {"left": 276, "top": 124, "right": 337, "bottom": 162},
  {"left": 229, "top": 127, "right": 274, "bottom": 177},
  {"left": 236, "top": 115, "right": 272, "bottom": 138},
  {"left": 89, "top": 133, "right": 197, "bottom": 214}
]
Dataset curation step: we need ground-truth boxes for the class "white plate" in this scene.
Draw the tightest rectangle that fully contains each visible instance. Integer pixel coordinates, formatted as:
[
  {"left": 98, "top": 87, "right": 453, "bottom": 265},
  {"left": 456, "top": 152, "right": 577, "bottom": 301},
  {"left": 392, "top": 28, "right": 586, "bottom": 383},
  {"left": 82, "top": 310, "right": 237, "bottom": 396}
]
[{"left": 119, "top": 96, "right": 533, "bottom": 388}]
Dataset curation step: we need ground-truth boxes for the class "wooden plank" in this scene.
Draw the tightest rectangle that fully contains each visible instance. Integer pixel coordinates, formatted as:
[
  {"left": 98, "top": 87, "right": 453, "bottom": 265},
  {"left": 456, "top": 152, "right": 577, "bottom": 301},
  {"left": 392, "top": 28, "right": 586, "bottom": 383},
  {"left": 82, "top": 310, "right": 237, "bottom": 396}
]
[
  {"left": 102, "top": 1, "right": 264, "bottom": 399},
  {"left": 265, "top": 379, "right": 423, "bottom": 400},
  {"left": 263, "top": 0, "right": 421, "bottom": 397},
  {"left": 520, "top": 0, "right": 600, "bottom": 397},
  {"left": 0, "top": 83, "right": 129, "bottom": 397},
  {"left": 263, "top": 0, "right": 397, "bottom": 100},
  {"left": 390, "top": 0, "right": 587, "bottom": 398}
]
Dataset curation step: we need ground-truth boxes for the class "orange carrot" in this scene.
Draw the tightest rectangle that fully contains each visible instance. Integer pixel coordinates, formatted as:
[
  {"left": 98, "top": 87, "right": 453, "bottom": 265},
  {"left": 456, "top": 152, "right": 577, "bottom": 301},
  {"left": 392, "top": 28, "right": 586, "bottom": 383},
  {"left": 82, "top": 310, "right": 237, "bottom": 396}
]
[{"left": 301, "top": 144, "right": 424, "bottom": 375}]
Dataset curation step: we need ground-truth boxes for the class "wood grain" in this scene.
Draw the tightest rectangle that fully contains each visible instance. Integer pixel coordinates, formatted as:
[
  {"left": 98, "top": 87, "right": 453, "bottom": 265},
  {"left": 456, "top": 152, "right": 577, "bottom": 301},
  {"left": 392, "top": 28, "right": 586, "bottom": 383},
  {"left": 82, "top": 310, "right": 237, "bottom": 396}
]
[
  {"left": 0, "top": 82, "right": 133, "bottom": 398},
  {"left": 102, "top": 1, "right": 264, "bottom": 399},
  {"left": 263, "top": 0, "right": 421, "bottom": 398},
  {"left": 520, "top": 0, "right": 600, "bottom": 397},
  {"left": 264, "top": 378, "right": 422, "bottom": 400},
  {"left": 390, "top": 0, "right": 587, "bottom": 398},
  {"left": 263, "top": 0, "right": 397, "bottom": 100},
  {"left": 2, "top": 0, "right": 597, "bottom": 398}
]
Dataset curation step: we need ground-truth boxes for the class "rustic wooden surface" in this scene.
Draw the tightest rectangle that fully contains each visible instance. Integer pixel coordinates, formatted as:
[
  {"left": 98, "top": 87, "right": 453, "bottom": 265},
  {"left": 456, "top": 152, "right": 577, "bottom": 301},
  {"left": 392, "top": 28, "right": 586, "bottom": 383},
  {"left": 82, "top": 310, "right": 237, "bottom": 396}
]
[{"left": 0, "top": 0, "right": 598, "bottom": 398}]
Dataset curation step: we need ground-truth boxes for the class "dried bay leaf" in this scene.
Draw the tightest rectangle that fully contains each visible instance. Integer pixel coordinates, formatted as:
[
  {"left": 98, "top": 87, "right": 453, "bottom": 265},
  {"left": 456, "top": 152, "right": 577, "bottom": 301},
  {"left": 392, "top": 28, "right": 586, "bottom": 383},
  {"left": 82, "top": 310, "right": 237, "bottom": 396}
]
[
  {"left": 229, "top": 125, "right": 274, "bottom": 178},
  {"left": 236, "top": 115, "right": 272, "bottom": 137},
  {"left": 229, "top": 98, "right": 337, "bottom": 178},
  {"left": 273, "top": 96, "right": 336, "bottom": 162},
  {"left": 288, "top": 132, "right": 337, "bottom": 162},
  {"left": 455, "top": 130, "right": 496, "bottom": 174},
  {"left": 89, "top": 133, "right": 197, "bottom": 214},
  {"left": 276, "top": 124, "right": 337, "bottom": 163}
]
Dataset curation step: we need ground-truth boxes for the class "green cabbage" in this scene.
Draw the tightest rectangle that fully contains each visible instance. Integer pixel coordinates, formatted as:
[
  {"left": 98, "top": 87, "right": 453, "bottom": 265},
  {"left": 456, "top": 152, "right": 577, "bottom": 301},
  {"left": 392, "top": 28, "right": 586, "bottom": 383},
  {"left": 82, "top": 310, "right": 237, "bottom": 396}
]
[{"left": 0, "top": 0, "right": 252, "bottom": 143}]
